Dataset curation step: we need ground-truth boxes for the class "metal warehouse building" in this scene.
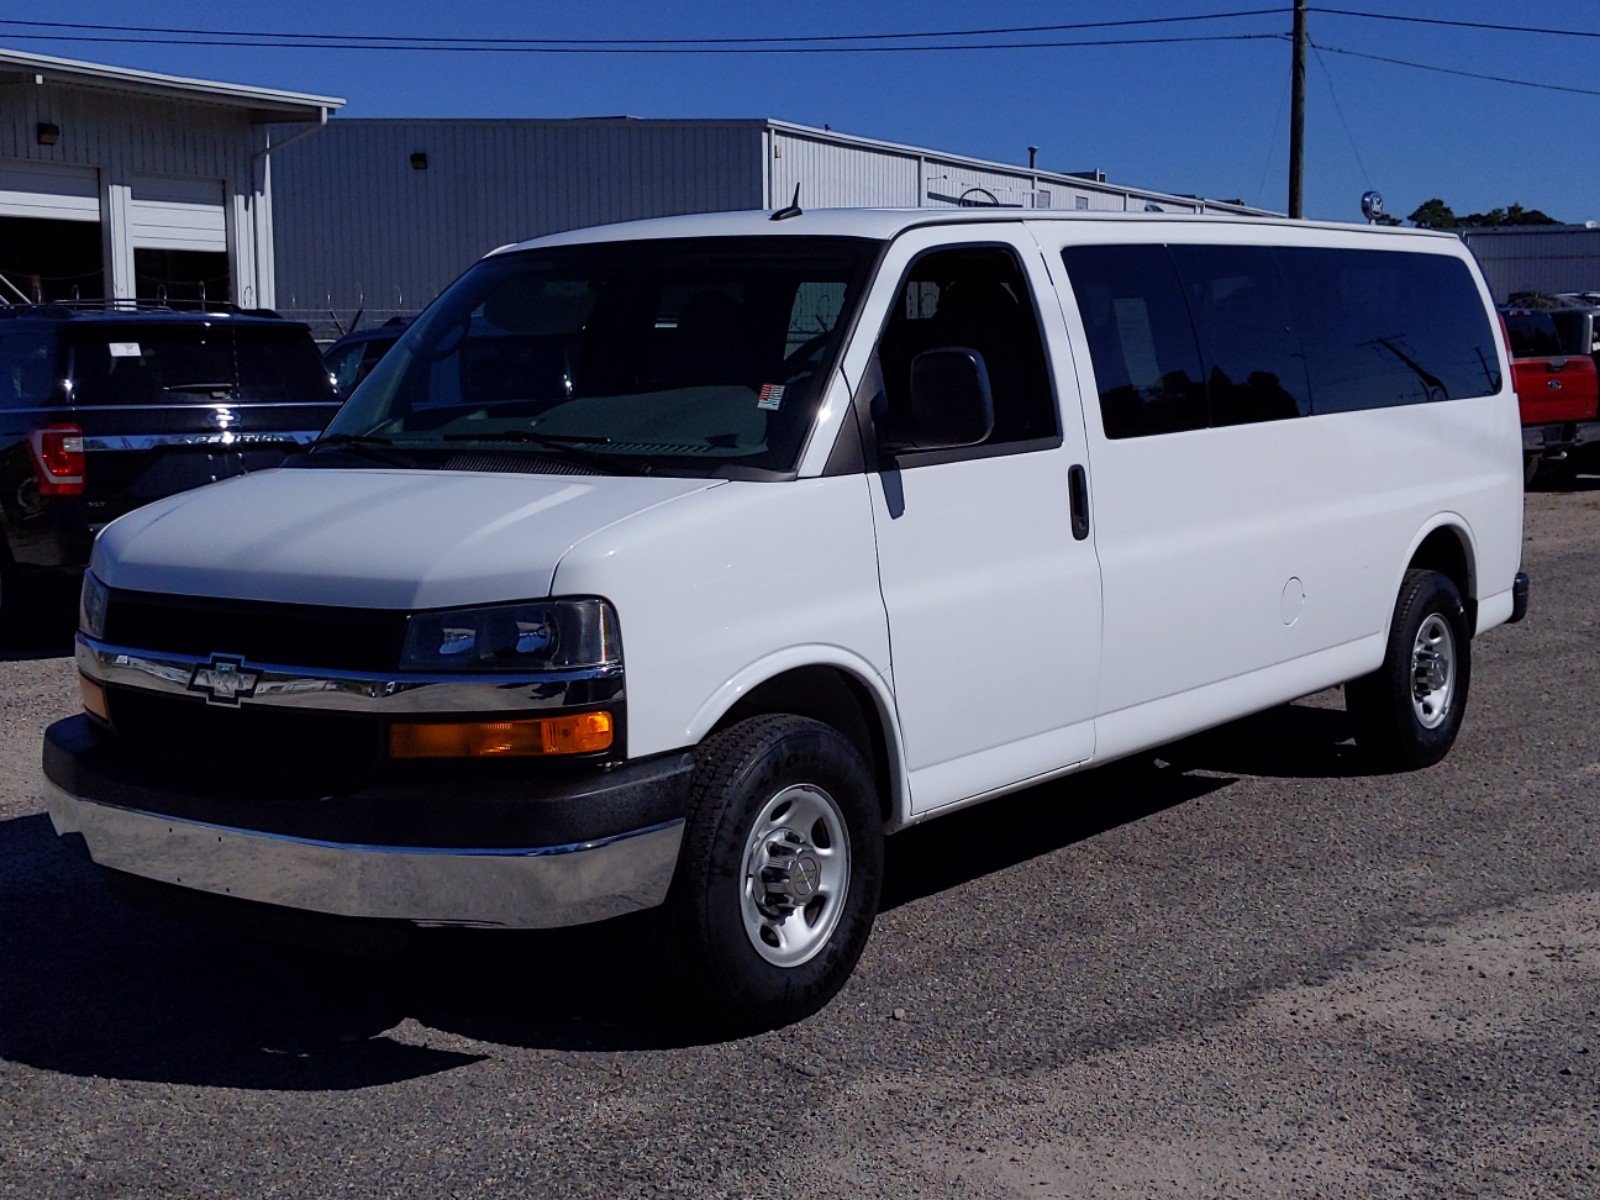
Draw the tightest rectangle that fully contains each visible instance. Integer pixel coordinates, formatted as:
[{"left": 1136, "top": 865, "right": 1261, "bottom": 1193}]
[
  {"left": 1459, "top": 224, "right": 1600, "bottom": 302},
  {"left": 267, "top": 118, "right": 1272, "bottom": 327},
  {"left": 0, "top": 49, "right": 343, "bottom": 309},
  {"left": 2, "top": 49, "right": 1271, "bottom": 328}
]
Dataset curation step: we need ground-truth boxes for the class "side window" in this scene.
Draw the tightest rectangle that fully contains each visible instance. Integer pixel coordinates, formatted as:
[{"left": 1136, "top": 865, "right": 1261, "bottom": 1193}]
[
  {"left": 1169, "top": 244, "right": 1311, "bottom": 425},
  {"left": 1060, "top": 244, "right": 1207, "bottom": 438},
  {"left": 877, "top": 246, "right": 1058, "bottom": 450},
  {"left": 326, "top": 344, "right": 363, "bottom": 397},
  {"left": 1278, "top": 247, "right": 1502, "bottom": 412},
  {"left": 0, "top": 326, "right": 61, "bottom": 409}
]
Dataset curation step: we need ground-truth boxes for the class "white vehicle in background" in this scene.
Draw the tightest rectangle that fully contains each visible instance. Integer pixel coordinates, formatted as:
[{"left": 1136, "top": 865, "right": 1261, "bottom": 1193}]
[{"left": 46, "top": 208, "right": 1527, "bottom": 1026}]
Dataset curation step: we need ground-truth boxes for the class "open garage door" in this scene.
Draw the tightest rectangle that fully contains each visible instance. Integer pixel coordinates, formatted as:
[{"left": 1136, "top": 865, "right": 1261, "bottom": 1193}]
[
  {"left": 0, "top": 161, "right": 104, "bottom": 302},
  {"left": 131, "top": 175, "right": 230, "bottom": 305}
]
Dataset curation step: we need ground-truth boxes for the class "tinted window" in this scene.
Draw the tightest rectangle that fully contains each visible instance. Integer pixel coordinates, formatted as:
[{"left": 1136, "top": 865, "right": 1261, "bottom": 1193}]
[
  {"left": 325, "top": 342, "right": 365, "bottom": 397},
  {"left": 877, "top": 246, "right": 1058, "bottom": 449},
  {"left": 70, "top": 324, "right": 336, "bottom": 406},
  {"left": 1170, "top": 244, "right": 1311, "bottom": 424},
  {"left": 1280, "top": 248, "right": 1501, "bottom": 412},
  {"left": 1060, "top": 244, "right": 1207, "bottom": 438},
  {"left": 1502, "top": 310, "right": 1562, "bottom": 359},
  {"left": 0, "top": 325, "right": 61, "bottom": 409}
]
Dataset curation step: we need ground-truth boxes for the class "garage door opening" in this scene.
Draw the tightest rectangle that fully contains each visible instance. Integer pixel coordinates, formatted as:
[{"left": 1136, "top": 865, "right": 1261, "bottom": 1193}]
[
  {"left": 0, "top": 215, "right": 105, "bottom": 302},
  {"left": 134, "top": 248, "right": 231, "bottom": 306}
]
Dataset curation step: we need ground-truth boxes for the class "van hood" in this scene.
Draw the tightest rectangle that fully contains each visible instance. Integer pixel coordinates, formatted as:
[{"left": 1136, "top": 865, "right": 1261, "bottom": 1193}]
[{"left": 91, "top": 467, "right": 722, "bottom": 610}]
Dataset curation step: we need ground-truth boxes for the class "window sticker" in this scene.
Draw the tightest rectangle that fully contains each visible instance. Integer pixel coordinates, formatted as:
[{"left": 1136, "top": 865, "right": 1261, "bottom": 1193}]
[
  {"left": 757, "top": 383, "right": 785, "bottom": 411},
  {"left": 108, "top": 342, "right": 142, "bottom": 358}
]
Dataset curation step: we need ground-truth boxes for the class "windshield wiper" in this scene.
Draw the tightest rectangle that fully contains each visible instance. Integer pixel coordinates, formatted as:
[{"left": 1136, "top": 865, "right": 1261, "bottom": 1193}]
[
  {"left": 441, "top": 429, "right": 648, "bottom": 475},
  {"left": 162, "top": 383, "right": 235, "bottom": 395},
  {"left": 311, "top": 432, "right": 418, "bottom": 467}
]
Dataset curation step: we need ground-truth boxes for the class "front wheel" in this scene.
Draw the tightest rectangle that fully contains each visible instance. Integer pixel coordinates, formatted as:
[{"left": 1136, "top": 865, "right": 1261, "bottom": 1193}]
[
  {"left": 661, "top": 715, "right": 884, "bottom": 1029},
  {"left": 1346, "top": 569, "right": 1472, "bottom": 770}
]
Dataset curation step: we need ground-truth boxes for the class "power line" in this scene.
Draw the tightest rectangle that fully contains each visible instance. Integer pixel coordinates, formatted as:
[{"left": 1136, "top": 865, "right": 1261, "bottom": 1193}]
[
  {"left": 0, "top": 31, "right": 1289, "bottom": 56},
  {"left": 0, "top": 10, "right": 1285, "bottom": 47},
  {"left": 1312, "top": 41, "right": 1600, "bottom": 98},
  {"left": 1311, "top": 45, "right": 1371, "bottom": 188},
  {"left": 1313, "top": 8, "right": 1600, "bottom": 41}
]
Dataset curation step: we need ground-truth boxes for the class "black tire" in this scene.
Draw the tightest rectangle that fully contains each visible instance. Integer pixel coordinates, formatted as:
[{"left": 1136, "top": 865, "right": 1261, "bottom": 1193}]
[
  {"left": 1346, "top": 569, "right": 1472, "bottom": 771},
  {"left": 1523, "top": 453, "right": 1542, "bottom": 490},
  {"left": 661, "top": 714, "right": 884, "bottom": 1030}
]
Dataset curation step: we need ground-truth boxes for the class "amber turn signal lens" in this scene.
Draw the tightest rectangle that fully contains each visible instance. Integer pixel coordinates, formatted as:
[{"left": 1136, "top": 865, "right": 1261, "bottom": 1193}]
[
  {"left": 389, "top": 711, "right": 614, "bottom": 759},
  {"left": 79, "top": 676, "right": 109, "bottom": 720}
]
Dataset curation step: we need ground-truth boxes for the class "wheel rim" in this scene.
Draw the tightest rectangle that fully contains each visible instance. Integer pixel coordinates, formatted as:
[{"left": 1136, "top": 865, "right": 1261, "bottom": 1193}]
[
  {"left": 740, "top": 783, "right": 850, "bottom": 968},
  {"left": 1410, "top": 613, "right": 1456, "bottom": 730}
]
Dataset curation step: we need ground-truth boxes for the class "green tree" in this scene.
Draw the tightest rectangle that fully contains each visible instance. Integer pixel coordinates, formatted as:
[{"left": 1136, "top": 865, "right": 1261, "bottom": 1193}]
[{"left": 1407, "top": 198, "right": 1458, "bottom": 229}]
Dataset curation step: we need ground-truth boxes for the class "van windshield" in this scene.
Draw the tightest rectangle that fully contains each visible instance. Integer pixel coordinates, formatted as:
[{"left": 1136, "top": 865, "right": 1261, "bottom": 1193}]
[{"left": 320, "top": 236, "right": 878, "bottom": 477}]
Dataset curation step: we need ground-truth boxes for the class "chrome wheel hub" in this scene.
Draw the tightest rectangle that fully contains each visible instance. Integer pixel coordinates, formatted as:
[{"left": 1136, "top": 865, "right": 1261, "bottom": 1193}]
[
  {"left": 741, "top": 784, "right": 850, "bottom": 968},
  {"left": 1410, "top": 613, "right": 1456, "bottom": 730}
]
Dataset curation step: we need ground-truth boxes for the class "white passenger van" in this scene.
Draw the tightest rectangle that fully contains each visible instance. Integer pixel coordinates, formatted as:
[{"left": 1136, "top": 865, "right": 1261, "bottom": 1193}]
[{"left": 45, "top": 208, "right": 1527, "bottom": 1025}]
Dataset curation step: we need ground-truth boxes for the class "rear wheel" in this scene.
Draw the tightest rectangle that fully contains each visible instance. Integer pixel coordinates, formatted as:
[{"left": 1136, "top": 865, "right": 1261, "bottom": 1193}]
[
  {"left": 1523, "top": 453, "right": 1542, "bottom": 489},
  {"left": 1347, "top": 569, "right": 1472, "bottom": 770},
  {"left": 661, "top": 714, "right": 883, "bottom": 1029}
]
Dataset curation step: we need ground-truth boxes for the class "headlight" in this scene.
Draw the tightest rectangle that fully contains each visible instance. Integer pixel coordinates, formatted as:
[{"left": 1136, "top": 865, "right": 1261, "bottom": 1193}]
[
  {"left": 400, "top": 598, "right": 620, "bottom": 672},
  {"left": 79, "top": 571, "right": 109, "bottom": 640}
]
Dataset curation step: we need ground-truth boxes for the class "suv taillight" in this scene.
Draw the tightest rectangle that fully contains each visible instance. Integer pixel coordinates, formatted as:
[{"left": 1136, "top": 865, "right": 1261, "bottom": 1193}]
[{"left": 28, "top": 425, "right": 86, "bottom": 496}]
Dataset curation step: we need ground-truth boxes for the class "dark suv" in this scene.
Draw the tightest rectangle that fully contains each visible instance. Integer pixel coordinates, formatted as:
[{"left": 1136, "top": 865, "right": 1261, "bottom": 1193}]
[{"left": 0, "top": 303, "right": 340, "bottom": 622}]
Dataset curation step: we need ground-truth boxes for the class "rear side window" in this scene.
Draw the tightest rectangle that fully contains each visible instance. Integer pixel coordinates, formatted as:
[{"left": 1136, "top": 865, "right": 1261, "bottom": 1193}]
[
  {"left": 1063, "top": 243, "right": 1502, "bottom": 437},
  {"left": 1280, "top": 248, "right": 1502, "bottom": 413},
  {"left": 1170, "top": 244, "right": 1311, "bottom": 424},
  {"left": 0, "top": 325, "right": 61, "bottom": 409},
  {"left": 1059, "top": 244, "right": 1207, "bottom": 438}
]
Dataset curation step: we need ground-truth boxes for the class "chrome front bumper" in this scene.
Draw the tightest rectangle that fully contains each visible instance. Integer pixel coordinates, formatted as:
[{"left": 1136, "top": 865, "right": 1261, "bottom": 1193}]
[{"left": 46, "top": 781, "right": 684, "bottom": 929}]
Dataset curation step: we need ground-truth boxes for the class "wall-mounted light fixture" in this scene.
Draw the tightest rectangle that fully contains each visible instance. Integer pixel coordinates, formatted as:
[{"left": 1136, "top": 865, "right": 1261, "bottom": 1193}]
[
  {"left": 36, "top": 122, "right": 60, "bottom": 146},
  {"left": 409, "top": 151, "right": 428, "bottom": 171}
]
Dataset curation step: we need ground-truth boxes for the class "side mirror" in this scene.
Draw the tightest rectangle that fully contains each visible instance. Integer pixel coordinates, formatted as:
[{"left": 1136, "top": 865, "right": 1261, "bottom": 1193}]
[{"left": 880, "top": 347, "right": 996, "bottom": 453}]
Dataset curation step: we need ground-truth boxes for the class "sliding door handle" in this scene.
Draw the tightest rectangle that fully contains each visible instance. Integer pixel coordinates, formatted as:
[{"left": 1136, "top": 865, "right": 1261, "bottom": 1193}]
[{"left": 1068, "top": 464, "right": 1091, "bottom": 541}]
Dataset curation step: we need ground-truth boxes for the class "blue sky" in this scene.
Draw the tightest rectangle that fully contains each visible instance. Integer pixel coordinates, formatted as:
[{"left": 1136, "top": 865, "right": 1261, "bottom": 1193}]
[{"left": 7, "top": 1, "right": 1597, "bottom": 223}]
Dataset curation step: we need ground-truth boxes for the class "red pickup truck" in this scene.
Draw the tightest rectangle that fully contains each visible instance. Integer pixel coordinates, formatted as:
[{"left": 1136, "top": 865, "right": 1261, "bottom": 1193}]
[{"left": 1502, "top": 306, "right": 1600, "bottom": 486}]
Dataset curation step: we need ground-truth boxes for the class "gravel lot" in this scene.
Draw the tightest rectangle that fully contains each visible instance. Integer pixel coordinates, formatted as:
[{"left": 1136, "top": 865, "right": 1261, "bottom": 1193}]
[{"left": 2, "top": 485, "right": 1597, "bottom": 1198}]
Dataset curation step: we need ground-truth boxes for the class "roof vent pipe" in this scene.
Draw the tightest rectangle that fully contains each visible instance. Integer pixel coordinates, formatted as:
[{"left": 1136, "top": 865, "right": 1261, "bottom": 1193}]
[{"left": 1027, "top": 145, "right": 1038, "bottom": 169}]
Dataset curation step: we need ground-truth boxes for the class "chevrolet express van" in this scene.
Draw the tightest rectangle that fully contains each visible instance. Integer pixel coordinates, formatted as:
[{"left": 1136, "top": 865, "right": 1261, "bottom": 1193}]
[{"left": 44, "top": 209, "right": 1527, "bottom": 1026}]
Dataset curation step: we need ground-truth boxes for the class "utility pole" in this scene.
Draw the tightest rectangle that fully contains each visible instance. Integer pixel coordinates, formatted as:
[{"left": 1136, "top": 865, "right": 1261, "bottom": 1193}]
[{"left": 1288, "top": 0, "right": 1307, "bottom": 218}]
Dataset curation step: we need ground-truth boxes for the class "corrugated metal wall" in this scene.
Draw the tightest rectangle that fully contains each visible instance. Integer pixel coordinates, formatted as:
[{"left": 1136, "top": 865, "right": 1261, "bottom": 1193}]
[
  {"left": 269, "top": 118, "right": 766, "bottom": 317},
  {"left": 1460, "top": 227, "right": 1600, "bottom": 301},
  {"left": 1, "top": 80, "right": 268, "bottom": 303},
  {"left": 1, "top": 83, "right": 256, "bottom": 180},
  {"left": 768, "top": 127, "right": 1207, "bottom": 215}
]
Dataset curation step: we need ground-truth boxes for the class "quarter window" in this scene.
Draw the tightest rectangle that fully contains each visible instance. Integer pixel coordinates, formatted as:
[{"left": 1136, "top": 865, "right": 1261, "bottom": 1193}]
[{"left": 1277, "top": 247, "right": 1502, "bottom": 413}]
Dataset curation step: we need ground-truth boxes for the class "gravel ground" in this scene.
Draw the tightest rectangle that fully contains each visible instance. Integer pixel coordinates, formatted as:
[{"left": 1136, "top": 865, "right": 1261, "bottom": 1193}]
[{"left": 1, "top": 484, "right": 1597, "bottom": 1199}]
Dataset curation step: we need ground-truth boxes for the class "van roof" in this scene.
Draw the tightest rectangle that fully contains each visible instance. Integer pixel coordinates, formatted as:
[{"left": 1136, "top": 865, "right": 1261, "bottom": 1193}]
[{"left": 496, "top": 207, "right": 1462, "bottom": 255}]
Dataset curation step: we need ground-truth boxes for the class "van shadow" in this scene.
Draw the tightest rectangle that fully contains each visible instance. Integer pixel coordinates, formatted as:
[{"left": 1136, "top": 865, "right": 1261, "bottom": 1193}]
[{"left": 0, "top": 702, "right": 1363, "bottom": 1083}]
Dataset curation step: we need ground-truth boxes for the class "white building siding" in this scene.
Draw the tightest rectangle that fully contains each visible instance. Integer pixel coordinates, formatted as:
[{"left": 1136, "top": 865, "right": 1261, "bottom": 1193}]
[
  {"left": 2, "top": 79, "right": 278, "bottom": 303},
  {"left": 770, "top": 130, "right": 921, "bottom": 208},
  {"left": 269, "top": 118, "right": 765, "bottom": 314}
]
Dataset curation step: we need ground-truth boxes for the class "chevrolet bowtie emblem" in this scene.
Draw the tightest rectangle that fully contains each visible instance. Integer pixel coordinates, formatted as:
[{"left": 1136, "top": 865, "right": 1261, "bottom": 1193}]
[{"left": 188, "top": 656, "right": 259, "bottom": 706}]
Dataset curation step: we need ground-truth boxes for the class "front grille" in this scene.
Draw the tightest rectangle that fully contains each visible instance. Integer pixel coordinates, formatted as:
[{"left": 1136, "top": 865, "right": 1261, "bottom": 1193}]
[
  {"left": 103, "top": 589, "right": 409, "bottom": 672},
  {"left": 105, "top": 690, "right": 385, "bottom": 781}
]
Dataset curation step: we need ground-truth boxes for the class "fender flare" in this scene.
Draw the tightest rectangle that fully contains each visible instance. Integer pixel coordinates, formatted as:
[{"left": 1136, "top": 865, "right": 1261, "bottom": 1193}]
[
  {"left": 685, "top": 645, "right": 912, "bottom": 829},
  {"left": 1383, "top": 513, "right": 1479, "bottom": 644}
]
